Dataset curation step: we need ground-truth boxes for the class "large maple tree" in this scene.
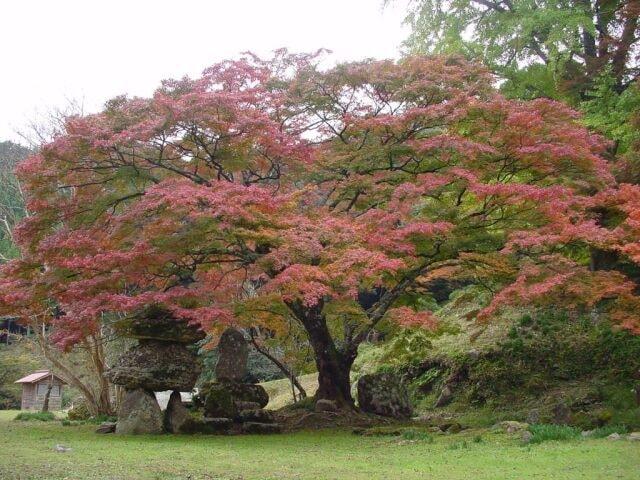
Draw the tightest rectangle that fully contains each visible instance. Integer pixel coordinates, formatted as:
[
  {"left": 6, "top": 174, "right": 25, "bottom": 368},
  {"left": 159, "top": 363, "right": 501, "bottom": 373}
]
[{"left": 1, "top": 52, "right": 639, "bottom": 407}]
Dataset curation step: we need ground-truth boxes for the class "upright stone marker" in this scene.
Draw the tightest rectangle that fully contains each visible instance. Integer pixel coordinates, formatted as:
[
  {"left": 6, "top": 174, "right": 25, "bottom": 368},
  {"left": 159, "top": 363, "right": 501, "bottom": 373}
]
[
  {"left": 215, "top": 328, "right": 248, "bottom": 382},
  {"left": 115, "top": 389, "right": 163, "bottom": 434}
]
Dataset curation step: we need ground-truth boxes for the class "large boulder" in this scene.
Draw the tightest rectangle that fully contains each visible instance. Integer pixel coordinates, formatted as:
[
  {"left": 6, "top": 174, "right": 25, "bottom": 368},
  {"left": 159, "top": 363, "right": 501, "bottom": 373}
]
[
  {"left": 357, "top": 373, "right": 413, "bottom": 419},
  {"left": 200, "top": 381, "right": 269, "bottom": 417},
  {"left": 105, "top": 340, "right": 201, "bottom": 391},
  {"left": 164, "top": 391, "right": 189, "bottom": 433},
  {"left": 224, "top": 381, "right": 269, "bottom": 408},
  {"left": 202, "top": 385, "right": 238, "bottom": 418},
  {"left": 179, "top": 415, "right": 234, "bottom": 435},
  {"left": 215, "top": 328, "right": 248, "bottom": 382},
  {"left": 113, "top": 305, "right": 205, "bottom": 343},
  {"left": 95, "top": 422, "right": 116, "bottom": 434},
  {"left": 116, "top": 389, "right": 163, "bottom": 434},
  {"left": 237, "top": 408, "right": 275, "bottom": 423}
]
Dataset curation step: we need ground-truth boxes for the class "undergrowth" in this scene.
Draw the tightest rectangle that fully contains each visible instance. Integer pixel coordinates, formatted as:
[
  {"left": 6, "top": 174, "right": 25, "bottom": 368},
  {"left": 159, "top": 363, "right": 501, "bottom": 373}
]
[
  {"left": 527, "top": 424, "right": 581, "bottom": 444},
  {"left": 14, "top": 411, "right": 56, "bottom": 421}
]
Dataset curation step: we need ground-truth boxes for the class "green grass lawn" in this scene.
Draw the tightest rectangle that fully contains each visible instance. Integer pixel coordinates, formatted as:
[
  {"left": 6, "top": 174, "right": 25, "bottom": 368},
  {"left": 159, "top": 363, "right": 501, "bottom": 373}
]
[{"left": 0, "top": 410, "right": 638, "bottom": 480}]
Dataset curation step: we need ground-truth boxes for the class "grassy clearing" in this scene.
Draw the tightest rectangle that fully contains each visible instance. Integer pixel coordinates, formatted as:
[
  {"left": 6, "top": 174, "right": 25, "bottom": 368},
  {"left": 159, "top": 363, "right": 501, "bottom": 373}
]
[
  {"left": 260, "top": 373, "right": 318, "bottom": 409},
  {"left": 1, "top": 410, "right": 639, "bottom": 480}
]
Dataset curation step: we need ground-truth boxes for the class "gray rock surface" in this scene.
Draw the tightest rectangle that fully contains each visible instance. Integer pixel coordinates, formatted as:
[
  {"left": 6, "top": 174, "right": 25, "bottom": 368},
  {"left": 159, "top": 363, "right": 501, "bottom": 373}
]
[
  {"left": 315, "top": 399, "right": 338, "bottom": 413},
  {"left": 179, "top": 416, "right": 233, "bottom": 434},
  {"left": 357, "top": 373, "right": 413, "bottom": 419},
  {"left": 106, "top": 340, "right": 201, "bottom": 391},
  {"left": 116, "top": 389, "right": 163, "bottom": 435},
  {"left": 113, "top": 306, "right": 205, "bottom": 343},
  {"left": 202, "top": 385, "right": 237, "bottom": 419},
  {"left": 95, "top": 422, "right": 116, "bottom": 434},
  {"left": 241, "top": 422, "right": 282, "bottom": 434},
  {"left": 237, "top": 409, "right": 275, "bottom": 423},
  {"left": 164, "top": 391, "right": 189, "bottom": 433},
  {"left": 215, "top": 328, "right": 248, "bottom": 382},
  {"left": 200, "top": 380, "right": 269, "bottom": 414}
]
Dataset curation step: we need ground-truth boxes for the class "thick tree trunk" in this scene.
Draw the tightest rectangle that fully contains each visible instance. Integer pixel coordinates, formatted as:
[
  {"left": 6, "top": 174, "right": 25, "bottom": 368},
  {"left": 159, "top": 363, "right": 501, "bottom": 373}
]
[
  {"left": 304, "top": 313, "right": 356, "bottom": 408},
  {"left": 314, "top": 347, "right": 355, "bottom": 408},
  {"left": 287, "top": 299, "right": 357, "bottom": 408}
]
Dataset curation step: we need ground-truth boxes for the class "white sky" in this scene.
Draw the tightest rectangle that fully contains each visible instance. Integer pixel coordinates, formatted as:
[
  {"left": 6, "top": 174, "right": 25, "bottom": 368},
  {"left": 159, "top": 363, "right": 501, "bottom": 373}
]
[{"left": 0, "top": 0, "right": 410, "bottom": 143}]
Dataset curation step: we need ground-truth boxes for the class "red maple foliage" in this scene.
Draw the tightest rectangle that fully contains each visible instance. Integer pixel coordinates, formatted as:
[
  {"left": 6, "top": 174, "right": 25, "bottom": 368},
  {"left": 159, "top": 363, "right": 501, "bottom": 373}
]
[{"left": 1, "top": 51, "right": 639, "bottom": 406}]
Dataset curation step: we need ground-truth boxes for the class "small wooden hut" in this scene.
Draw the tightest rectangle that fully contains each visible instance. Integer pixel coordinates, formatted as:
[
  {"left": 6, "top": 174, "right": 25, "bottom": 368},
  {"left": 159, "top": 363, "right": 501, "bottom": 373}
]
[{"left": 15, "top": 370, "right": 66, "bottom": 411}]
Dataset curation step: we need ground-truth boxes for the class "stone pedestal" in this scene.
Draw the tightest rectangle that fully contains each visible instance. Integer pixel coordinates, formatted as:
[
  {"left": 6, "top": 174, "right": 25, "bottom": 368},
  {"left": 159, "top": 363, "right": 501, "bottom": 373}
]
[
  {"left": 115, "top": 389, "right": 163, "bottom": 435},
  {"left": 164, "top": 391, "right": 189, "bottom": 433},
  {"left": 106, "top": 308, "right": 205, "bottom": 435}
]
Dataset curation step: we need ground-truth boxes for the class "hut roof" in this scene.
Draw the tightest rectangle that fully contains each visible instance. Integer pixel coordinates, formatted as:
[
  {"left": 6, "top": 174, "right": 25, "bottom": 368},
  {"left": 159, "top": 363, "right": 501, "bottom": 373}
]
[{"left": 15, "top": 370, "right": 66, "bottom": 384}]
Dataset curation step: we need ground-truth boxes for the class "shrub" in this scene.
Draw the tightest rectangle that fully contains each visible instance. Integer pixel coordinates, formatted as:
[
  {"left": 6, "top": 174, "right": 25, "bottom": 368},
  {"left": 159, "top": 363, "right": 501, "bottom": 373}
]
[
  {"left": 527, "top": 424, "right": 581, "bottom": 444},
  {"left": 588, "top": 424, "right": 629, "bottom": 438},
  {"left": 67, "top": 402, "right": 91, "bottom": 420},
  {"left": 14, "top": 411, "right": 55, "bottom": 421}
]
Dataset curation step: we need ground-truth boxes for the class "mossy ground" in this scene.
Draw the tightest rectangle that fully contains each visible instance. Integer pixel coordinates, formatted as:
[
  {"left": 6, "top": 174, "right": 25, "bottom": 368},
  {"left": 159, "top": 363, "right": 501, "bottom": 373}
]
[{"left": 1, "top": 410, "right": 639, "bottom": 480}]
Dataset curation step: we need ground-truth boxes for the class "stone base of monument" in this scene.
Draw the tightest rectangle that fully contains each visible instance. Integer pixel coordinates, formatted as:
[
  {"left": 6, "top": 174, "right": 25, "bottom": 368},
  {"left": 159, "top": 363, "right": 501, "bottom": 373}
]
[
  {"left": 107, "top": 324, "right": 282, "bottom": 435},
  {"left": 106, "top": 309, "right": 206, "bottom": 435},
  {"left": 241, "top": 421, "right": 282, "bottom": 434},
  {"left": 116, "top": 389, "right": 164, "bottom": 434},
  {"left": 176, "top": 379, "right": 281, "bottom": 434}
]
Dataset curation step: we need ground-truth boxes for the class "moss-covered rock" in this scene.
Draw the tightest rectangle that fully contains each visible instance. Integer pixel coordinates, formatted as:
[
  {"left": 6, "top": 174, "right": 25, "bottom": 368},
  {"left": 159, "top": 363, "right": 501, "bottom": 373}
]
[
  {"left": 113, "top": 305, "right": 205, "bottom": 343},
  {"left": 106, "top": 340, "right": 201, "bottom": 391},
  {"left": 179, "top": 412, "right": 233, "bottom": 434},
  {"left": 201, "top": 384, "right": 237, "bottom": 418},
  {"left": 357, "top": 373, "right": 413, "bottom": 419}
]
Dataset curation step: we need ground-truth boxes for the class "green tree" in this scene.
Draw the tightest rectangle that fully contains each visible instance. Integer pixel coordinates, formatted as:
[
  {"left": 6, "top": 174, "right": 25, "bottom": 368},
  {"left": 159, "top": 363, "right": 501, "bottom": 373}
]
[
  {"left": 0, "top": 141, "right": 31, "bottom": 262},
  {"left": 400, "top": 0, "right": 639, "bottom": 102}
]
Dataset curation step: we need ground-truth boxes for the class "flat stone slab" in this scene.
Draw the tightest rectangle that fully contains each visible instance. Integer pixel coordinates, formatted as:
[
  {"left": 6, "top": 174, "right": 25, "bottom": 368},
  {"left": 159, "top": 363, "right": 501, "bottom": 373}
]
[
  {"left": 114, "top": 306, "right": 205, "bottom": 343},
  {"left": 106, "top": 341, "right": 201, "bottom": 391}
]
